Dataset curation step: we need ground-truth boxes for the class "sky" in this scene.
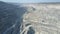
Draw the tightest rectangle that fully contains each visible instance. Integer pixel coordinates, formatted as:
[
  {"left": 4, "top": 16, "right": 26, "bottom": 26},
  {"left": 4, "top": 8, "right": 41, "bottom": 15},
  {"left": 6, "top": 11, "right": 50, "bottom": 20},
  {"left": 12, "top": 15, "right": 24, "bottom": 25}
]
[{"left": 0, "top": 0, "right": 60, "bottom": 3}]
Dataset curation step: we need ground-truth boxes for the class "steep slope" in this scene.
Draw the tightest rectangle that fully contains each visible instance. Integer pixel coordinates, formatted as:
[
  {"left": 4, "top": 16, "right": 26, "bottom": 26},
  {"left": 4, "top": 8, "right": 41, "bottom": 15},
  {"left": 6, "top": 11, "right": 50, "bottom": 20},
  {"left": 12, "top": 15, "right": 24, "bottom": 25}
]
[{"left": 0, "top": 1, "right": 26, "bottom": 34}]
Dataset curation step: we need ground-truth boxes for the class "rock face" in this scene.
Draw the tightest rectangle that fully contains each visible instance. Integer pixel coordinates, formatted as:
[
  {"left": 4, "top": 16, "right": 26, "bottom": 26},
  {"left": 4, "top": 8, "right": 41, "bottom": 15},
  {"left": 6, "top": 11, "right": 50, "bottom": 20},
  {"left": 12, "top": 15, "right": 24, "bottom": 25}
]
[
  {"left": 1, "top": 2, "right": 60, "bottom": 34},
  {"left": 0, "top": 1, "right": 26, "bottom": 34},
  {"left": 22, "top": 4, "right": 60, "bottom": 34}
]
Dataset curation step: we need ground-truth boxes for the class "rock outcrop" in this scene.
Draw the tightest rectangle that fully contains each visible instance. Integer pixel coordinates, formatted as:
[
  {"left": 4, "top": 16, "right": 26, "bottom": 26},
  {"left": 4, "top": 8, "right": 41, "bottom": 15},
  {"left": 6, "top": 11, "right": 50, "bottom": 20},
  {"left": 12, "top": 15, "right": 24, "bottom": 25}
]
[{"left": 0, "top": 1, "right": 26, "bottom": 34}]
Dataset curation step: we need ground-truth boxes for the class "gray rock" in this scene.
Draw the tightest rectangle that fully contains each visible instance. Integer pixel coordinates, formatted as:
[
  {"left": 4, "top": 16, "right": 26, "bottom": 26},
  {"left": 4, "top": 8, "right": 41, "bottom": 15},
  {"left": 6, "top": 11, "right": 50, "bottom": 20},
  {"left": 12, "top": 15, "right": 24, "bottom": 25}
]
[{"left": 0, "top": 1, "right": 26, "bottom": 34}]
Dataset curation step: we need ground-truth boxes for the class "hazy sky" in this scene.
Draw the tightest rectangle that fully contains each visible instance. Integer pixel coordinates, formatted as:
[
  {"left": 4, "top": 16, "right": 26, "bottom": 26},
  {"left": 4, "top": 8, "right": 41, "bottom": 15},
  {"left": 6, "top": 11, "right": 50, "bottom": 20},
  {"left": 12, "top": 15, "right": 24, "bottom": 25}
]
[{"left": 0, "top": 0, "right": 60, "bottom": 3}]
